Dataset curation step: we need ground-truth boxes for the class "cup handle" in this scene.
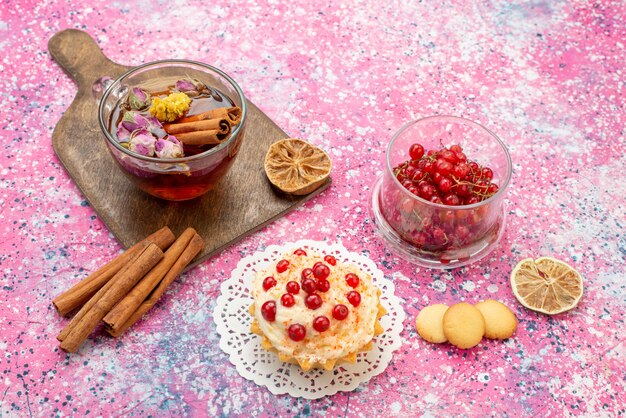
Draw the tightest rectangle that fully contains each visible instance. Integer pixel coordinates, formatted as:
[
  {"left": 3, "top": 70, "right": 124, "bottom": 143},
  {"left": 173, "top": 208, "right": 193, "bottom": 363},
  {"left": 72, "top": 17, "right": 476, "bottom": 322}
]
[{"left": 92, "top": 76, "right": 114, "bottom": 102}]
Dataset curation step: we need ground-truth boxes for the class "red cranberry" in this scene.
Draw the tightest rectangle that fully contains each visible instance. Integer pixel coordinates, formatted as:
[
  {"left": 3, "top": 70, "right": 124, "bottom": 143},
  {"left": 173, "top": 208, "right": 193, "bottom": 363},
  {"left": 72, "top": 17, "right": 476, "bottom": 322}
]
[
  {"left": 474, "top": 180, "right": 489, "bottom": 194},
  {"left": 435, "top": 159, "right": 453, "bottom": 177},
  {"left": 450, "top": 144, "right": 463, "bottom": 153},
  {"left": 312, "top": 316, "right": 330, "bottom": 332},
  {"left": 312, "top": 263, "right": 330, "bottom": 280},
  {"left": 293, "top": 248, "right": 307, "bottom": 256},
  {"left": 413, "top": 231, "right": 428, "bottom": 246},
  {"left": 345, "top": 273, "right": 360, "bottom": 288},
  {"left": 453, "top": 162, "right": 470, "bottom": 179},
  {"left": 276, "top": 259, "right": 290, "bottom": 273},
  {"left": 440, "top": 150, "right": 458, "bottom": 163},
  {"left": 285, "top": 281, "right": 300, "bottom": 294},
  {"left": 438, "top": 177, "right": 453, "bottom": 194},
  {"left": 301, "top": 278, "right": 317, "bottom": 293},
  {"left": 262, "top": 276, "right": 277, "bottom": 291},
  {"left": 481, "top": 167, "right": 494, "bottom": 181},
  {"left": 468, "top": 161, "right": 480, "bottom": 173},
  {"left": 332, "top": 304, "right": 349, "bottom": 320},
  {"left": 396, "top": 143, "right": 500, "bottom": 207},
  {"left": 432, "top": 227, "right": 447, "bottom": 245},
  {"left": 404, "top": 166, "right": 416, "bottom": 179},
  {"left": 455, "top": 183, "right": 472, "bottom": 197},
  {"left": 305, "top": 294, "right": 323, "bottom": 310},
  {"left": 323, "top": 255, "right": 337, "bottom": 266},
  {"left": 419, "top": 183, "right": 436, "bottom": 200},
  {"left": 409, "top": 144, "right": 424, "bottom": 160},
  {"left": 316, "top": 279, "right": 331, "bottom": 292},
  {"left": 301, "top": 268, "right": 314, "bottom": 281},
  {"left": 411, "top": 169, "right": 425, "bottom": 182},
  {"left": 288, "top": 324, "right": 306, "bottom": 341},
  {"left": 442, "top": 194, "right": 461, "bottom": 206},
  {"left": 455, "top": 225, "right": 470, "bottom": 241},
  {"left": 346, "top": 291, "right": 361, "bottom": 307},
  {"left": 409, "top": 143, "right": 425, "bottom": 160},
  {"left": 281, "top": 293, "right": 295, "bottom": 307},
  {"left": 261, "top": 301, "right": 276, "bottom": 322}
]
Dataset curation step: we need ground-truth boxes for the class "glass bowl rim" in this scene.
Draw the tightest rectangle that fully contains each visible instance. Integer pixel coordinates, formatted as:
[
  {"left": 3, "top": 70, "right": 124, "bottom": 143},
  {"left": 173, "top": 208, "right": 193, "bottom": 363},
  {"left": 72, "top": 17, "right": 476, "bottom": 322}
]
[
  {"left": 98, "top": 59, "right": 248, "bottom": 164},
  {"left": 385, "top": 115, "right": 513, "bottom": 210}
]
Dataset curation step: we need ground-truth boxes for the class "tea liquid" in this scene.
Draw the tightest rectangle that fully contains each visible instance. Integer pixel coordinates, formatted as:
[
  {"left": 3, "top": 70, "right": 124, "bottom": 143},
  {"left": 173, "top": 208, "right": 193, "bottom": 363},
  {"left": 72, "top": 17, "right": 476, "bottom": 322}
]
[{"left": 108, "top": 86, "right": 242, "bottom": 201}]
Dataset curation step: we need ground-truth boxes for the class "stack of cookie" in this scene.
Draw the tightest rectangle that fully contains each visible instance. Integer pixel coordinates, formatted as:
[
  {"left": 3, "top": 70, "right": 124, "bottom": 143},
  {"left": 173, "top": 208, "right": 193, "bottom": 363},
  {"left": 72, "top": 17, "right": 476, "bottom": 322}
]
[{"left": 415, "top": 300, "right": 517, "bottom": 349}]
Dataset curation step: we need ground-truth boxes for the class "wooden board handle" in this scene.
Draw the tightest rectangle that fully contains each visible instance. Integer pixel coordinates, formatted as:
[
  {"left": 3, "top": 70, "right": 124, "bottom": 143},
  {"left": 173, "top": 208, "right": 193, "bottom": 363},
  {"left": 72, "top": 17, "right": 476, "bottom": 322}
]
[{"left": 48, "top": 29, "right": 128, "bottom": 88}]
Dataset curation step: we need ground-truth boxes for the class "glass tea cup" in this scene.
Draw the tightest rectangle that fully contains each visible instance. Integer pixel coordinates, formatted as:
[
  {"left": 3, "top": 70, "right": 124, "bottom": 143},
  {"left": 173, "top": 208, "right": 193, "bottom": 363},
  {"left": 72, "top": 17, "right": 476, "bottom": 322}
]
[
  {"left": 370, "top": 116, "right": 512, "bottom": 269},
  {"left": 98, "top": 59, "right": 247, "bottom": 201}
]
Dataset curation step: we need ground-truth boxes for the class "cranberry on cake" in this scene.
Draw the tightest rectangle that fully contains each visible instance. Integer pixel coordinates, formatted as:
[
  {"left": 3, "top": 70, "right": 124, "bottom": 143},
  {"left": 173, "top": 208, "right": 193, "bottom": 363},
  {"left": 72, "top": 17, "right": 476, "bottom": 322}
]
[{"left": 249, "top": 248, "right": 386, "bottom": 371}]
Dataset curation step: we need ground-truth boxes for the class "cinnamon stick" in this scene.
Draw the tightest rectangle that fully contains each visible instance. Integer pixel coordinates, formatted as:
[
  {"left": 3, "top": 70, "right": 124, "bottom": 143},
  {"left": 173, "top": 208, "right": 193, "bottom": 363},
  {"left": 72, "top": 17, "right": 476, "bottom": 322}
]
[
  {"left": 106, "top": 233, "right": 205, "bottom": 338},
  {"left": 163, "top": 118, "right": 230, "bottom": 136},
  {"left": 174, "top": 130, "right": 229, "bottom": 146},
  {"left": 178, "top": 106, "right": 242, "bottom": 125},
  {"left": 56, "top": 247, "right": 146, "bottom": 343},
  {"left": 59, "top": 243, "right": 163, "bottom": 353},
  {"left": 52, "top": 226, "right": 175, "bottom": 316},
  {"left": 102, "top": 228, "right": 197, "bottom": 334}
]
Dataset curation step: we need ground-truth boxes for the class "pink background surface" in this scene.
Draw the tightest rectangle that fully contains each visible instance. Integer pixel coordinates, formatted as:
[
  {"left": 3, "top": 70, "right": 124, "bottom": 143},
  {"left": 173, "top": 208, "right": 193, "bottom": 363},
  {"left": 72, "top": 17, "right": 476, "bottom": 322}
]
[{"left": 1, "top": 0, "right": 625, "bottom": 416}]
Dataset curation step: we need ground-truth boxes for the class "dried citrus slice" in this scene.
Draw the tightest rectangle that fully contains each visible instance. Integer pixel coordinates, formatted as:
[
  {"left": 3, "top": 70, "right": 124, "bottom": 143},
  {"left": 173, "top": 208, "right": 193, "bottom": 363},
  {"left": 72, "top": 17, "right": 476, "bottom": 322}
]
[
  {"left": 510, "top": 257, "right": 583, "bottom": 315},
  {"left": 264, "top": 138, "right": 331, "bottom": 195}
]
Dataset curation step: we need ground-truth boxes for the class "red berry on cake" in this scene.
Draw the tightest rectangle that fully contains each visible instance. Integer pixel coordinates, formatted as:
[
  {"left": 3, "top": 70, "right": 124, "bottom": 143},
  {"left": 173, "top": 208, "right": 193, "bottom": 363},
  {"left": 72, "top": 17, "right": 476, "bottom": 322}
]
[
  {"left": 301, "top": 268, "right": 314, "bottom": 281},
  {"left": 286, "top": 281, "right": 300, "bottom": 294},
  {"left": 261, "top": 301, "right": 276, "bottom": 321},
  {"left": 332, "top": 304, "right": 349, "bottom": 320},
  {"left": 313, "top": 316, "right": 330, "bottom": 332},
  {"left": 345, "top": 273, "right": 360, "bottom": 288},
  {"left": 312, "top": 263, "right": 330, "bottom": 280},
  {"left": 288, "top": 324, "right": 306, "bottom": 341},
  {"left": 276, "top": 259, "right": 290, "bottom": 273},
  {"left": 316, "top": 279, "right": 331, "bottom": 292},
  {"left": 281, "top": 293, "right": 295, "bottom": 307},
  {"left": 305, "top": 294, "right": 323, "bottom": 310},
  {"left": 262, "top": 276, "right": 277, "bottom": 291},
  {"left": 346, "top": 291, "right": 361, "bottom": 307},
  {"left": 301, "top": 278, "right": 317, "bottom": 293}
]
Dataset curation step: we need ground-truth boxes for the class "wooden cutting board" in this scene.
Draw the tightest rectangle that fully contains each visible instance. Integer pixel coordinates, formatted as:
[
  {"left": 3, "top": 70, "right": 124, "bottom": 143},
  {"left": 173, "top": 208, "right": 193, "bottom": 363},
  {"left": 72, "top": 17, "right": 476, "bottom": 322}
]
[{"left": 48, "top": 29, "right": 330, "bottom": 267}]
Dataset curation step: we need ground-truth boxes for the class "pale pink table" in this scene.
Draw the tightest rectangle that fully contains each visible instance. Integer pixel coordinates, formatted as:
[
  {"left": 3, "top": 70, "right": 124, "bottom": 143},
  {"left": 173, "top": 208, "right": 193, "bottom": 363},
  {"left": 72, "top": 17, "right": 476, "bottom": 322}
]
[{"left": 1, "top": 1, "right": 624, "bottom": 416}]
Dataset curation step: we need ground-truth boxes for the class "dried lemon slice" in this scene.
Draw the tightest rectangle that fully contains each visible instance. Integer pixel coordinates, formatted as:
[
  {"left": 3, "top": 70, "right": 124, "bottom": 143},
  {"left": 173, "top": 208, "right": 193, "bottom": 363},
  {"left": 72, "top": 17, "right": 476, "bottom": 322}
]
[
  {"left": 511, "top": 257, "right": 583, "bottom": 315},
  {"left": 264, "top": 138, "right": 331, "bottom": 195}
]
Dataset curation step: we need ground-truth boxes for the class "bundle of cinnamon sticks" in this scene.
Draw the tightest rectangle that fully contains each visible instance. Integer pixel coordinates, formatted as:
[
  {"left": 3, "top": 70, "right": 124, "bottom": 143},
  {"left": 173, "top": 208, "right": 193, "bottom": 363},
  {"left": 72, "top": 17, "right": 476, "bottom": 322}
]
[
  {"left": 53, "top": 226, "right": 205, "bottom": 353},
  {"left": 163, "top": 106, "right": 242, "bottom": 146}
]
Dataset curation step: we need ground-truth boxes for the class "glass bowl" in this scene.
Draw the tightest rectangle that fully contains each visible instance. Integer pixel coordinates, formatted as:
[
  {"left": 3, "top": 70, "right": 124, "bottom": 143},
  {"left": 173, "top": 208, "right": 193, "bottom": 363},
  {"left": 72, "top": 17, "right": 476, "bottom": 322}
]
[
  {"left": 98, "top": 59, "right": 247, "bottom": 201},
  {"left": 370, "top": 115, "right": 512, "bottom": 269}
]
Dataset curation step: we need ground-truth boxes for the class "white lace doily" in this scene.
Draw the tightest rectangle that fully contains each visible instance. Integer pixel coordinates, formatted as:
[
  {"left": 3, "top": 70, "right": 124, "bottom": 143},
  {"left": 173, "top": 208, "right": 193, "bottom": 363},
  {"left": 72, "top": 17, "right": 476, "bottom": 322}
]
[{"left": 214, "top": 240, "right": 405, "bottom": 399}]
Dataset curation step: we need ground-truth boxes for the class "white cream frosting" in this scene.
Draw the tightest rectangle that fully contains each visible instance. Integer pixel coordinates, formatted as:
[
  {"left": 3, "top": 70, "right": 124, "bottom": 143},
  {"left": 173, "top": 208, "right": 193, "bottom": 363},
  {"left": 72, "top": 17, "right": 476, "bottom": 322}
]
[{"left": 252, "top": 249, "right": 380, "bottom": 365}]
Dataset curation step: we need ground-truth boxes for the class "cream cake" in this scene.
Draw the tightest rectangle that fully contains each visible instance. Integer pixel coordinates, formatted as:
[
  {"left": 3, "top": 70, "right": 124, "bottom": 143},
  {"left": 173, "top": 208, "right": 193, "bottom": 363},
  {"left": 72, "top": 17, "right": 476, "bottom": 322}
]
[{"left": 250, "top": 248, "right": 386, "bottom": 371}]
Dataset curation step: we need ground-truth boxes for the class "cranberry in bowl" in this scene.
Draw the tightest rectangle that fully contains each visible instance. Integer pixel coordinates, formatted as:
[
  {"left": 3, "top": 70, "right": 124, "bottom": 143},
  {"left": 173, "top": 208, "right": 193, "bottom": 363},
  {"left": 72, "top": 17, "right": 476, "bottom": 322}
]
[{"left": 370, "top": 116, "right": 512, "bottom": 269}]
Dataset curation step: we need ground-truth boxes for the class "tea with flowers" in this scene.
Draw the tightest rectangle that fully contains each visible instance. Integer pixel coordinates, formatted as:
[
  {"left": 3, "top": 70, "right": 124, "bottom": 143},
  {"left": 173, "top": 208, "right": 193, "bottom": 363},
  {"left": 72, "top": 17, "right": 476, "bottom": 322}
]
[{"left": 110, "top": 78, "right": 242, "bottom": 158}]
